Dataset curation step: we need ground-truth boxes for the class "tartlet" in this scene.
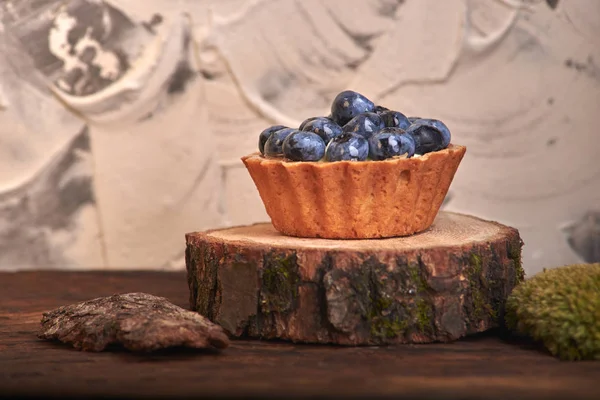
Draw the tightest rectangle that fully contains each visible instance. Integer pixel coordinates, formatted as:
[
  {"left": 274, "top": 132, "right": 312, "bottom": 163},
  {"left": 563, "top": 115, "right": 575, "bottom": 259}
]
[{"left": 242, "top": 144, "right": 466, "bottom": 239}]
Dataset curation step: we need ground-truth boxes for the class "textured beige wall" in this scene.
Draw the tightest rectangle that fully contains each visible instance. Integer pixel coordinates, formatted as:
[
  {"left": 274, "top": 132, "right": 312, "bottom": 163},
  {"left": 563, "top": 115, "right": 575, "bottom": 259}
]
[{"left": 0, "top": 0, "right": 598, "bottom": 274}]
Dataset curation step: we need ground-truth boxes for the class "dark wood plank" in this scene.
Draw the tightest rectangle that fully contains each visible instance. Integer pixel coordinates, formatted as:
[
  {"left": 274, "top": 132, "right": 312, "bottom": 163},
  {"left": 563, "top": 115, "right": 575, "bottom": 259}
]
[{"left": 0, "top": 271, "right": 598, "bottom": 399}]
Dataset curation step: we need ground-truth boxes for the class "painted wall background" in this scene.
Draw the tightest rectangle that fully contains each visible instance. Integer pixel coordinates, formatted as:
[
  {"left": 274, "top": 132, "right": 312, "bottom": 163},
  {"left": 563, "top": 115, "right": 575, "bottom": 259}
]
[{"left": 0, "top": 0, "right": 598, "bottom": 275}]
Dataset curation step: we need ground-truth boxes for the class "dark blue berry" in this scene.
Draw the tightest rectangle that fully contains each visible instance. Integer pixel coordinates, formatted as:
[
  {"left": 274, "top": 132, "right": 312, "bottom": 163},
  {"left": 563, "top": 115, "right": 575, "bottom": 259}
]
[
  {"left": 408, "top": 117, "right": 421, "bottom": 124},
  {"left": 299, "top": 117, "right": 318, "bottom": 131},
  {"left": 373, "top": 105, "right": 389, "bottom": 114},
  {"left": 368, "top": 128, "right": 416, "bottom": 160},
  {"left": 302, "top": 117, "right": 343, "bottom": 143},
  {"left": 325, "top": 133, "right": 369, "bottom": 162},
  {"left": 342, "top": 112, "right": 385, "bottom": 139},
  {"left": 406, "top": 122, "right": 447, "bottom": 155},
  {"left": 380, "top": 110, "right": 410, "bottom": 130},
  {"left": 264, "top": 128, "right": 297, "bottom": 157},
  {"left": 282, "top": 131, "right": 326, "bottom": 161},
  {"left": 259, "top": 125, "right": 287, "bottom": 154},
  {"left": 411, "top": 118, "right": 451, "bottom": 148},
  {"left": 331, "top": 90, "right": 375, "bottom": 126}
]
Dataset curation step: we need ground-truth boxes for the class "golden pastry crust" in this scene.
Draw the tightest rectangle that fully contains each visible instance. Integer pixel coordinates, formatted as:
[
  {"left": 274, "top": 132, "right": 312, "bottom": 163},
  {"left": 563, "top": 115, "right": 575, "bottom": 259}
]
[{"left": 242, "top": 144, "right": 466, "bottom": 239}]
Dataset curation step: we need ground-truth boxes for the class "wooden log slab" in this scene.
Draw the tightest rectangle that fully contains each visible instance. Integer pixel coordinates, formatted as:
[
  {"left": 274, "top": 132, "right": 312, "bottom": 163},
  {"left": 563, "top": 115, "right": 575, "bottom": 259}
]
[{"left": 185, "top": 212, "right": 524, "bottom": 345}]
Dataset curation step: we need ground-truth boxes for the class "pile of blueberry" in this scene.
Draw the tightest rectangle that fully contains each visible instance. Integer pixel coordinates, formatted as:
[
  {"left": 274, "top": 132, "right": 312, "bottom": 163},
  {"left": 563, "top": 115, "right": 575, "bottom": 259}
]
[{"left": 258, "top": 90, "right": 451, "bottom": 162}]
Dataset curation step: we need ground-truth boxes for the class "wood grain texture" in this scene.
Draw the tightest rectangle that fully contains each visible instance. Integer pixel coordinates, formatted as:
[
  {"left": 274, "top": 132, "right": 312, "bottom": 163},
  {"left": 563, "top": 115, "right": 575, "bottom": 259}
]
[
  {"left": 0, "top": 271, "right": 598, "bottom": 400},
  {"left": 185, "top": 212, "right": 524, "bottom": 345}
]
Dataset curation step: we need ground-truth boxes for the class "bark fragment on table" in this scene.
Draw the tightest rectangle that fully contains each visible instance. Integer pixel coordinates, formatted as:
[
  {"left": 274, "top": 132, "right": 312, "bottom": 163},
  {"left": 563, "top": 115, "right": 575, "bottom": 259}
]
[{"left": 38, "top": 292, "right": 229, "bottom": 352}]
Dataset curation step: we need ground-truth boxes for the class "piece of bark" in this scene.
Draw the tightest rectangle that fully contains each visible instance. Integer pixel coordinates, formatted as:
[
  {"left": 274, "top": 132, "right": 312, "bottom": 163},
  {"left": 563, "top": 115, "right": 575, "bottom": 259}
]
[
  {"left": 38, "top": 292, "right": 229, "bottom": 352},
  {"left": 185, "top": 212, "right": 525, "bottom": 345}
]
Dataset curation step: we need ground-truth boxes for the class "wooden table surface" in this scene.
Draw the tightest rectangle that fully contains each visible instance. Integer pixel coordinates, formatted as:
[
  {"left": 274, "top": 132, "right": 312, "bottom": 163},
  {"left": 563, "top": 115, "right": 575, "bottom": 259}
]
[{"left": 1, "top": 271, "right": 598, "bottom": 399}]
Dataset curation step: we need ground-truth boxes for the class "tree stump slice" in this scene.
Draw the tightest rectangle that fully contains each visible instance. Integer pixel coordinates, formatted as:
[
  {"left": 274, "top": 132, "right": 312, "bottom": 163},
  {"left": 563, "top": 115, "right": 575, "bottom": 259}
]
[{"left": 185, "top": 212, "right": 525, "bottom": 345}]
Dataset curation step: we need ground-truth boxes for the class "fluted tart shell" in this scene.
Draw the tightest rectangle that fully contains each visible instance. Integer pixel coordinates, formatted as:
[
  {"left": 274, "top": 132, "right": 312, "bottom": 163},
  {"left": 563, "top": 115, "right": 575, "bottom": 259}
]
[{"left": 241, "top": 144, "right": 466, "bottom": 239}]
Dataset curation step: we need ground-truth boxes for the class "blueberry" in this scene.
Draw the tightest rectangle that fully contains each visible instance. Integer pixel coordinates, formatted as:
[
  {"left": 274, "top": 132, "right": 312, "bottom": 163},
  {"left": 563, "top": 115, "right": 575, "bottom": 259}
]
[
  {"left": 411, "top": 118, "right": 451, "bottom": 148},
  {"left": 342, "top": 112, "right": 385, "bottom": 139},
  {"left": 408, "top": 117, "right": 421, "bottom": 124},
  {"left": 282, "top": 131, "right": 326, "bottom": 161},
  {"left": 368, "top": 128, "right": 416, "bottom": 160},
  {"left": 373, "top": 105, "right": 389, "bottom": 114},
  {"left": 259, "top": 125, "right": 287, "bottom": 154},
  {"left": 302, "top": 117, "right": 343, "bottom": 143},
  {"left": 325, "top": 133, "right": 369, "bottom": 162},
  {"left": 264, "top": 128, "right": 297, "bottom": 157},
  {"left": 331, "top": 90, "right": 375, "bottom": 126},
  {"left": 380, "top": 110, "right": 410, "bottom": 130},
  {"left": 406, "top": 122, "right": 448, "bottom": 154},
  {"left": 299, "top": 117, "right": 318, "bottom": 131}
]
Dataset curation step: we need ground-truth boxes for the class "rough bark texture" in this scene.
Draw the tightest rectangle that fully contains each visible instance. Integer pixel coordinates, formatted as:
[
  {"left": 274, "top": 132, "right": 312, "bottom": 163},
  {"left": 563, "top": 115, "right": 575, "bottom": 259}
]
[
  {"left": 185, "top": 212, "right": 525, "bottom": 345},
  {"left": 38, "top": 292, "right": 229, "bottom": 352}
]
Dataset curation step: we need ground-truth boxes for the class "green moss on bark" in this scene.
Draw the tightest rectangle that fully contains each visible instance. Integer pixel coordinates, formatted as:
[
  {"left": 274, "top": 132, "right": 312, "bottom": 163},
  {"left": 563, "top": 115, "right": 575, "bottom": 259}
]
[
  {"left": 361, "top": 258, "right": 437, "bottom": 338},
  {"left": 408, "top": 262, "right": 429, "bottom": 293},
  {"left": 368, "top": 291, "right": 410, "bottom": 339},
  {"left": 369, "top": 297, "right": 409, "bottom": 339},
  {"left": 415, "top": 298, "right": 434, "bottom": 333},
  {"left": 260, "top": 252, "right": 299, "bottom": 313},
  {"left": 406, "top": 261, "right": 434, "bottom": 335},
  {"left": 466, "top": 252, "right": 496, "bottom": 322},
  {"left": 508, "top": 238, "right": 525, "bottom": 284},
  {"left": 339, "top": 257, "right": 413, "bottom": 341}
]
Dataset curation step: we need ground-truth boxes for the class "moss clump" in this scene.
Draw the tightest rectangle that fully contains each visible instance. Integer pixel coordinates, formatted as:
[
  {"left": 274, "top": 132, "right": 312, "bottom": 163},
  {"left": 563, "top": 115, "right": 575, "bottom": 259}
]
[
  {"left": 505, "top": 263, "right": 600, "bottom": 361},
  {"left": 260, "top": 252, "right": 299, "bottom": 313}
]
